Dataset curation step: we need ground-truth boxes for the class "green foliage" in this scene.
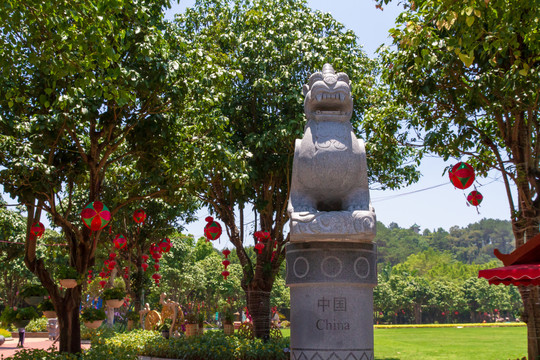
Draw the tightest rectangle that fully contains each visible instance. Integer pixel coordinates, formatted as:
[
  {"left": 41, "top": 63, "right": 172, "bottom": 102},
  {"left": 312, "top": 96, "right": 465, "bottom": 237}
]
[
  {"left": 0, "top": 327, "right": 11, "bottom": 337},
  {"left": 38, "top": 299, "right": 55, "bottom": 312},
  {"left": 126, "top": 311, "right": 139, "bottom": 322},
  {"left": 1, "top": 306, "right": 40, "bottom": 325},
  {"left": 26, "top": 316, "right": 48, "bottom": 332},
  {"left": 377, "top": 0, "right": 539, "bottom": 239},
  {"left": 80, "top": 308, "right": 106, "bottom": 322},
  {"left": 376, "top": 219, "right": 514, "bottom": 265},
  {"left": 102, "top": 287, "right": 126, "bottom": 300},
  {"left": 157, "top": 318, "right": 172, "bottom": 332},
  {"left": 19, "top": 284, "right": 47, "bottom": 298},
  {"left": 57, "top": 265, "right": 79, "bottom": 280}
]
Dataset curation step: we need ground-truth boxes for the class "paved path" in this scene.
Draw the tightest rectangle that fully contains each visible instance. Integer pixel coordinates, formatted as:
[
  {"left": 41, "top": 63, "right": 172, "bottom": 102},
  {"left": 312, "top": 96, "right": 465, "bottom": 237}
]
[{"left": 0, "top": 337, "right": 90, "bottom": 359}]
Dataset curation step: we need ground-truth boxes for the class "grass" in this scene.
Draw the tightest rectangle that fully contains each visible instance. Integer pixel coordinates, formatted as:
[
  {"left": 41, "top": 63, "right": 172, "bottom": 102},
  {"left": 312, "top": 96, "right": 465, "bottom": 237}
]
[
  {"left": 374, "top": 327, "right": 526, "bottom": 360},
  {"left": 282, "top": 326, "right": 526, "bottom": 359}
]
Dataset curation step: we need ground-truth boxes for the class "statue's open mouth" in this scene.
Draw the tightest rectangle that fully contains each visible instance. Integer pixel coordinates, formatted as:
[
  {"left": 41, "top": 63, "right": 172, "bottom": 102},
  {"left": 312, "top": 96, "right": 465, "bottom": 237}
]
[{"left": 312, "top": 91, "right": 348, "bottom": 102}]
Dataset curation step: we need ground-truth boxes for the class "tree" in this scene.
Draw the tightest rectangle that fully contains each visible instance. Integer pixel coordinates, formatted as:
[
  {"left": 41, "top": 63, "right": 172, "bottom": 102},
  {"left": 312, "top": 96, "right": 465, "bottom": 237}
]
[
  {"left": 0, "top": 0, "right": 189, "bottom": 353},
  {"left": 377, "top": 0, "right": 539, "bottom": 356},
  {"left": 174, "top": 0, "right": 419, "bottom": 338}
]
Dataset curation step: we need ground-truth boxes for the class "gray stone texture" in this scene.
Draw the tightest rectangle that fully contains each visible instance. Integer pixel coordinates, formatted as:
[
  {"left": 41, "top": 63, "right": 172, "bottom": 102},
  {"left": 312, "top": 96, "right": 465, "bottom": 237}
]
[
  {"left": 286, "top": 242, "right": 377, "bottom": 285},
  {"left": 288, "top": 63, "right": 376, "bottom": 242},
  {"left": 286, "top": 64, "right": 377, "bottom": 360}
]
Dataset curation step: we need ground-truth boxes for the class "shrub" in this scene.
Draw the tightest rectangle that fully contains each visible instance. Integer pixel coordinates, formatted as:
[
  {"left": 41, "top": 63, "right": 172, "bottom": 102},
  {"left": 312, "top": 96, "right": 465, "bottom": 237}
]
[
  {"left": 102, "top": 287, "right": 126, "bottom": 300},
  {"left": 16, "top": 307, "right": 40, "bottom": 321},
  {"left": 0, "top": 328, "right": 11, "bottom": 337},
  {"left": 26, "top": 317, "right": 49, "bottom": 332},
  {"left": 58, "top": 265, "right": 79, "bottom": 280},
  {"left": 80, "top": 308, "right": 106, "bottom": 322},
  {"left": 38, "top": 299, "right": 55, "bottom": 312},
  {"left": 19, "top": 284, "right": 47, "bottom": 298},
  {"left": 126, "top": 311, "right": 139, "bottom": 322},
  {"left": 280, "top": 320, "right": 290, "bottom": 328}
]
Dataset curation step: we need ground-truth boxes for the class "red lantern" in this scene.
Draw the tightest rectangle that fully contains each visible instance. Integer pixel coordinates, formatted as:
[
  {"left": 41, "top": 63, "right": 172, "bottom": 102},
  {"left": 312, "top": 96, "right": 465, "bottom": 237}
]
[
  {"left": 222, "top": 249, "right": 231, "bottom": 258},
  {"left": 154, "top": 264, "right": 160, "bottom": 271},
  {"left": 30, "top": 222, "right": 45, "bottom": 238},
  {"left": 149, "top": 244, "right": 161, "bottom": 256},
  {"left": 159, "top": 238, "right": 171, "bottom": 253},
  {"left": 81, "top": 201, "right": 111, "bottom": 231},
  {"left": 107, "top": 260, "right": 116, "bottom": 270},
  {"left": 141, "top": 263, "right": 148, "bottom": 272},
  {"left": 87, "top": 280, "right": 92, "bottom": 284},
  {"left": 449, "top": 162, "right": 475, "bottom": 189},
  {"left": 204, "top": 216, "right": 222, "bottom": 241},
  {"left": 113, "top": 234, "right": 127, "bottom": 250},
  {"left": 133, "top": 209, "right": 146, "bottom": 224},
  {"left": 467, "top": 190, "right": 483, "bottom": 206},
  {"left": 271, "top": 251, "right": 277, "bottom": 262},
  {"left": 142, "top": 254, "right": 149, "bottom": 262},
  {"left": 152, "top": 273, "right": 161, "bottom": 281},
  {"left": 99, "top": 280, "right": 106, "bottom": 288},
  {"left": 152, "top": 252, "right": 162, "bottom": 261},
  {"left": 109, "top": 252, "right": 117, "bottom": 259},
  {"left": 99, "top": 271, "right": 106, "bottom": 278},
  {"left": 254, "top": 231, "right": 271, "bottom": 242},
  {"left": 222, "top": 270, "right": 230, "bottom": 280},
  {"left": 254, "top": 242, "right": 265, "bottom": 254},
  {"left": 123, "top": 274, "right": 129, "bottom": 279},
  {"left": 222, "top": 260, "right": 230, "bottom": 269}
]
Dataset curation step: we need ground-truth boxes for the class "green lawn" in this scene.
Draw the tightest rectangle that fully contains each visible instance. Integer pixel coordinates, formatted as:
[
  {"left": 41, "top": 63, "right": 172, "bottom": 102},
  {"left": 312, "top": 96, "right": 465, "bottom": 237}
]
[
  {"left": 374, "top": 327, "right": 526, "bottom": 360},
  {"left": 282, "top": 327, "right": 527, "bottom": 359}
]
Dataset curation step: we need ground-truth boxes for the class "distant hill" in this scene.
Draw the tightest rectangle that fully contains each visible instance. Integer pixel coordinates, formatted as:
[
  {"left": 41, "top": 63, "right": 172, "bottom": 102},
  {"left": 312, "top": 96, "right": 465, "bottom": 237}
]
[{"left": 375, "top": 218, "right": 514, "bottom": 265}]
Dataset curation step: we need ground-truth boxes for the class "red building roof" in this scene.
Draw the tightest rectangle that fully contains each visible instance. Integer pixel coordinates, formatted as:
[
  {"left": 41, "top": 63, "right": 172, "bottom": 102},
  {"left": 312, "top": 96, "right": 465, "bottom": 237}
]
[{"left": 478, "top": 233, "right": 540, "bottom": 286}]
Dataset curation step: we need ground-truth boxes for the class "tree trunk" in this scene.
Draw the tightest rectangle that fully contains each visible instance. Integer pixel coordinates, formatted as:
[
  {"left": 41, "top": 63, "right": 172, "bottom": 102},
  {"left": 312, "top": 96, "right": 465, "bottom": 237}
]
[
  {"left": 56, "top": 289, "right": 82, "bottom": 353},
  {"left": 246, "top": 287, "right": 271, "bottom": 339},
  {"left": 520, "top": 286, "right": 540, "bottom": 360}
]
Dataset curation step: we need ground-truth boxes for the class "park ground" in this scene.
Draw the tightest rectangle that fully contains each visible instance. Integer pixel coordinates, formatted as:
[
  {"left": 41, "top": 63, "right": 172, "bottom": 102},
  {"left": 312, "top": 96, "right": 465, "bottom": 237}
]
[{"left": 0, "top": 326, "right": 527, "bottom": 359}]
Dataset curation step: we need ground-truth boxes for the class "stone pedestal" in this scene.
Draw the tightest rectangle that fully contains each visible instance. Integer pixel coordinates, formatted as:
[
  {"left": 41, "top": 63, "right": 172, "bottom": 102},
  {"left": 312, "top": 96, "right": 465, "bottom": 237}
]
[
  {"left": 286, "top": 64, "right": 377, "bottom": 360},
  {"left": 286, "top": 242, "right": 376, "bottom": 360}
]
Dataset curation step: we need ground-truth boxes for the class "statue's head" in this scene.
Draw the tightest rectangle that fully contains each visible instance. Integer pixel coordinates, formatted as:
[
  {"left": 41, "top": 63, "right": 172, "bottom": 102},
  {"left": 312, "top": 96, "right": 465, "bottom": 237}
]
[{"left": 303, "top": 64, "right": 353, "bottom": 121}]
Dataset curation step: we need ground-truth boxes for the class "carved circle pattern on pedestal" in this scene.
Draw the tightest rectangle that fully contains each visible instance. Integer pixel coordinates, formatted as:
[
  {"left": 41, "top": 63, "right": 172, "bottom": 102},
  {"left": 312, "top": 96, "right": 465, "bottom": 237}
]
[
  {"left": 321, "top": 256, "right": 343, "bottom": 278},
  {"left": 293, "top": 257, "right": 310, "bottom": 278},
  {"left": 353, "top": 257, "right": 370, "bottom": 279}
]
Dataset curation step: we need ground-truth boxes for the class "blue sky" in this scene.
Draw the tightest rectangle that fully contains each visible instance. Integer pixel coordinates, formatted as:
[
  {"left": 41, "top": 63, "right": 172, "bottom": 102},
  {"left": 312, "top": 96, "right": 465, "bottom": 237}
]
[{"left": 165, "top": 0, "right": 515, "bottom": 245}]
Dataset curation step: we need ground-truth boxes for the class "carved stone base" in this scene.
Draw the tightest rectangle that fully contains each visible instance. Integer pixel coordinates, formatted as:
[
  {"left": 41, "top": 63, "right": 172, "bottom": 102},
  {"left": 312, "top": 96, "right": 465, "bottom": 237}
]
[
  {"left": 289, "top": 210, "right": 376, "bottom": 242},
  {"left": 291, "top": 349, "right": 374, "bottom": 360}
]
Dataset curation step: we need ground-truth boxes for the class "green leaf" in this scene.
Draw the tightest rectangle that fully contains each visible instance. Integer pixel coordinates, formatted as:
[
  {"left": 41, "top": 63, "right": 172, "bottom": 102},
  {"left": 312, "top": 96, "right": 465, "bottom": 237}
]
[{"left": 458, "top": 52, "right": 475, "bottom": 67}]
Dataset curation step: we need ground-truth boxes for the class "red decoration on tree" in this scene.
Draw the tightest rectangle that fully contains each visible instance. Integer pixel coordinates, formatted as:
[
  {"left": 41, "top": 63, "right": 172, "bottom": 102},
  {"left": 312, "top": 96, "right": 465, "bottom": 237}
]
[
  {"left": 30, "top": 222, "right": 45, "bottom": 238},
  {"left": 467, "top": 190, "right": 483, "bottom": 206},
  {"left": 99, "top": 271, "right": 106, "bottom": 278},
  {"left": 222, "top": 249, "right": 231, "bottom": 258},
  {"left": 254, "top": 242, "right": 265, "bottom": 254},
  {"left": 449, "top": 162, "right": 475, "bottom": 189},
  {"left": 141, "top": 263, "right": 148, "bottom": 272},
  {"left": 222, "top": 260, "right": 230, "bottom": 269},
  {"left": 154, "top": 264, "right": 160, "bottom": 271},
  {"left": 204, "top": 216, "right": 222, "bottom": 241},
  {"left": 254, "top": 231, "right": 271, "bottom": 242},
  {"left": 99, "top": 280, "right": 106, "bottom": 288},
  {"left": 222, "top": 270, "right": 230, "bottom": 280},
  {"left": 123, "top": 274, "right": 129, "bottom": 279},
  {"left": 113, "top": 234, "right": 127, "bottom": 250},
  {"left": 142, "top": 254, "right": 149, "bottom": 262},
  {"left": 109, "top": 252, "right": 117, "bottom": 259},
  {"left": 159, "top": 238, "right": 171, "bottom": 253},
  {"left": 133, "top": 209, "right": 146, "bottom": 224},
  {"left": 81, "top": 201, "right": 111, "bottom": 231},
  {"left": 107, "top": 260, "right": 116, "bottom": 270},
  {"left": 152, "top": 273, "right": 161, "bottom": 281}
]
